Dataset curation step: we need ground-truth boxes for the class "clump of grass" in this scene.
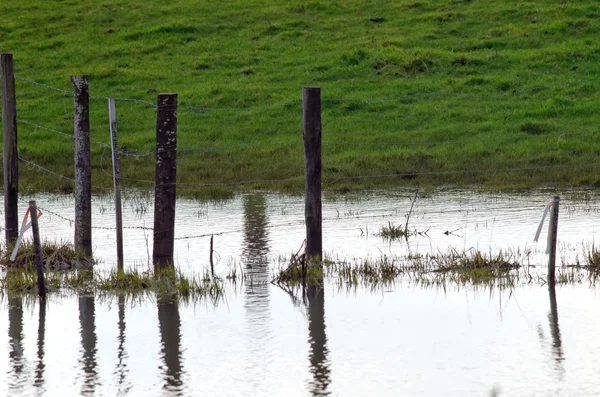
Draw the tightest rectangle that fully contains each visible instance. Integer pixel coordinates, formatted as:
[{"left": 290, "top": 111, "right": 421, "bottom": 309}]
[
  {"left": 434, "top": 249, "right": 520, "bottom": 273},
  {"left": 378, "top": 222, "right": 409, "bottom": 240},
  {"left": 0, "top": 239, "right": 93, "bottom": 270},
  {"left": 585, "top": 245, "right": 600, "bottom": 268},
  {"left": 0, "top": 265, "right": 224, "bottom": 303}
]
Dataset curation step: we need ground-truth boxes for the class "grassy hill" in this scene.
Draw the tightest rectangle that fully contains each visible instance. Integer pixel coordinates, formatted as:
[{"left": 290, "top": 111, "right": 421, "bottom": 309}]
[{"left": 2, "top": 0, "right": 600, "bottom": 197}]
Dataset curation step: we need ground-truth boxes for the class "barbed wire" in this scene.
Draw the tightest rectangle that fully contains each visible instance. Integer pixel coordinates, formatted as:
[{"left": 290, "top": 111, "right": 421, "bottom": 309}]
[
  {"left": 17, "top": 198, "right": 552, "bottom": 242},
  {"left": 18, "top": 156, "right": 113, "bottom": 192},
  {"left": 17, "top": 118, "right": 75, "bottom": 140},
  {"left": 16, "top": 118, "right": 155, "bottom": 157},
  {"left": 17, "top": 148, "right": 600, "bottom": 193},
  {"left": 15, "top": 74, "right": 600, "bottom": 113},
  {"left": 18, "top": 156, "right": 77, "bottom": 183}
]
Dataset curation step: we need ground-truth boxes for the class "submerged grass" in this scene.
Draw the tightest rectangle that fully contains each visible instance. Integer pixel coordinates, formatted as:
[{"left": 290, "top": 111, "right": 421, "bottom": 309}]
[
  {"left": 274, "top": 245, "right": 600, "bottom": 291},
  {"left": 1, "top": 239, "right": 93, "bottom": 270},
  {"left": 377, "top": 222, "right": 409, "bottom": 240},
  {"left": 0, "top": 265, "right": 224, "bottom": 304}
]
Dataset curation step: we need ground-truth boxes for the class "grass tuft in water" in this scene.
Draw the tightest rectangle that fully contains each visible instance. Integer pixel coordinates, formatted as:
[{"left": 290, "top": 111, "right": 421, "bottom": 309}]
[
  {"left": 0, "top": 265, "right": 224, "bottom": 303},
  {"left": 0, "top": 239, "right": 93, "bottom": 270},
  {"left": 378, "top": 222, "right": 409, "bottom": 240}
]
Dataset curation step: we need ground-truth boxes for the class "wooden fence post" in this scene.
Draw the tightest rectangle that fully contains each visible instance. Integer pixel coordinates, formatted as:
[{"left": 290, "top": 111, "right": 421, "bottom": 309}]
[
  {"left": 29, "top": 200, "right": 46, "bottom": 298},
  {"left": 302, "top": 87, "right": 322, "bottom": 263},
  {"left": 1, "top": 53, "right": 19, "bottom": 243},
  {"left": 548, "top": 196, "right": 560, "bottom": 284},
  {"left": 153, "top": 94, "right": 178, "bottom": 270},
  {"left": 108, "top": 98, "right": 124, "bottom": 272},
  {"left": 71, "top": 75, "right": 92, "bottom": 257}
]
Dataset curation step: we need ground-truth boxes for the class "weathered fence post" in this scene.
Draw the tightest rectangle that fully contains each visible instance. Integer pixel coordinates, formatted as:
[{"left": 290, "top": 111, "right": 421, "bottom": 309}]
[
  {"left": 548, "top": 196, "right": 560, "bottom": 284},
  {"left": 153, "top": 94, "right": 178, "bottom": 270},
  {"left": 71, "top": 75, "right": 92, "bottom": 257},
  {"left": 108, "top": 98, "right": 124, "bottom": 272},
  {"left": 1, "top": 53, "right": 19, "bottom": 243},
  {"left": 302, "top": 87, "right": 322, "bottom": 263},
  {"left": 29, "top": 200, "right": 46, "bottom": 298}
]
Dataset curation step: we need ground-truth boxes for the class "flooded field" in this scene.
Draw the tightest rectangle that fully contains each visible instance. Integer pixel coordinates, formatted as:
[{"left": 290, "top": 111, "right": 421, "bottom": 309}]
[{"left": 2, "top": 189, "right": 600, "bottom": 396}]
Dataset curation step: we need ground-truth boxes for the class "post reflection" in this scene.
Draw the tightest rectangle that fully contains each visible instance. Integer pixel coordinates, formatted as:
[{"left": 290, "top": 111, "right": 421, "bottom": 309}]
[
  {"left": 157, "top": 300, "right": 184, "bottom": 394},
  {"left": 34, "top": 297, "right": 47, "bottom": 393},
  {"left": 115, "top": 294, "right": 131, "bottom": 395},
  {"left": 79, "top": 295, "right": 98, "bottom": 394},
  {"left": 306, "top": 284, "right": 331, "bottom": 396},
  {"left": 548, "top": 283, "right": 565, "bottom": 377},
  {"left": 8, "top": 295, "right": 25, "bottom": 392},
  {"left": 242, "top": 193, "right": 272, "bottom": 391},
  {"left": 242, "top": 192, "right": 270, "bottom": 307},
  {"left": 242, "top": 192, "right": 270, "bottom": 259}
]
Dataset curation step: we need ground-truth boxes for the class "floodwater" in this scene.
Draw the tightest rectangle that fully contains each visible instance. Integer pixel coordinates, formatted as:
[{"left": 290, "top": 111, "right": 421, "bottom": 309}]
[{"left": 2, "top": 189, "right": 600, "bottom": 396}]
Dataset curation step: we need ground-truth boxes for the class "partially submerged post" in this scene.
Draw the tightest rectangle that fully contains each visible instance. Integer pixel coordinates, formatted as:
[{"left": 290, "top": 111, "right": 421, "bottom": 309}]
[
  {"left": 302, "top": 87, "right": 322, "bottom": 264},
  {"left": 153, "top": 94, "right": 178, "bottom": 270},
  {"left": 108, "top": 98, "right": 124, "bottom": 272},
  {"left": 29, "top": 200, "right": 46, "bottom": 298},
  {"left": 548, "top": 196, "right": 560, "bottom": 285},
  {"left": 71, "top": 75, "right": 92, "bottom": 257},
  {"left": 1, "top": 53, "right": 19, "bottom": 243}
]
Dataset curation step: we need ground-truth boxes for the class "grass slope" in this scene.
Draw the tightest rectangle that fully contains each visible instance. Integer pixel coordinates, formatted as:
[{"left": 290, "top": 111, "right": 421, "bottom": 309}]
[{"left": 2, "top": 0, "right": 600, "bottom": 197}]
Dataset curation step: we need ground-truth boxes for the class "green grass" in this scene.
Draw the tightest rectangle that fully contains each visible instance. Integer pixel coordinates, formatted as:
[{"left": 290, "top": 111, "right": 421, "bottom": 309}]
[
  {"left": 1, "top": 239, "right": 92, "bottom": 270},
  {"left": 0, "top": 265, "right": 224, "bottom": 303},
  {"left": 273, "top": 246, "right": 600, "bottom": 290},
  {"left": 378, "top": 221, "right": 409, "bottom": 240},
  {"left": 3, "top": 1, "right": 600, "bottom": 197}
]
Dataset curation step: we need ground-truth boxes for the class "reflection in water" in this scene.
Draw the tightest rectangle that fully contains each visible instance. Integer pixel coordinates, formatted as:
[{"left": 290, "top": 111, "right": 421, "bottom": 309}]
[
  {"left": 79, "top": 296, "right": 99, "bottom": 394},
  {"left": 8, "top": 296, "right": 25, "bottom": 392},
  {"left": 158, "top": 300, "right": 184, "bottom": 394},
  {"left": 548, "top": 284, "right": 565, "bottom": 377},
  {"left": 242, "top": 193, "right": 270, "bottom": 259},
  {"left": 242, "top": 193, "right": 272, "bottom": 391},
  {"left": 35, "top": 297, "right": 47, "bottom": 393},
  {"left": 306, "top": 284, "right": 331, "bottom": 396},
  {"left": 115, "top": 295, "right": 131, "bottom": 395}
]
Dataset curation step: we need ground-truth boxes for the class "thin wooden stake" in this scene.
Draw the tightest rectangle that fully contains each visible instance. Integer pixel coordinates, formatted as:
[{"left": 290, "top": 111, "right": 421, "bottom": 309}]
[
  {"left": 153, "top": 94, "right": 178, "bottom": 270},
  {"left": 302, "top": 87, "right": 322, "bottom": 263},
  {"left": 71, "top": 75, "right": 92, "bottom": 257},
  {"left": 29, "top": 200, "right": 46, "bottom": 298},
  {"left": 109, "top": 98, "right": 124, "bottom": 271},
  {"left": 210, "top": 234, "right": 214, "bottom": 277},
  {"left": 548, "top": 196, "right": 560, "bottom": 285},
  {"left": 1, "top": 53, "right": 19, "bottom": 243}
]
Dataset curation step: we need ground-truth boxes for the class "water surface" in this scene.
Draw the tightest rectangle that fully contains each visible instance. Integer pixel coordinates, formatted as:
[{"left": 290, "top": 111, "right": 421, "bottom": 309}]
[{"left": 2, "top": 189, "right": 600, "bottom": 396}]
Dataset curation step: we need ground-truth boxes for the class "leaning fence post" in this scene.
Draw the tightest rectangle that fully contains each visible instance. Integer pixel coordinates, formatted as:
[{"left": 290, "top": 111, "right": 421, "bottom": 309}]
[
  {"left": 29, "top": 200, "right": 46, "bottom": 298},
  {"left": 108, "top": 98, "right": 124, "bottom": 272},
  {"left": 1, "top": 53, "right": 19, "bottom": 243},
  {"left": 548, "top": 196, "right": 560, "bottom": 284},
  {"left": 71, "top": 75, "right": 92, "bottom": 257},
  {"left": 153, "top": 94, "right": 178, "bottom": 270},
  {"left": 302, "top": 87, "right": 322, "bottom": 263}
]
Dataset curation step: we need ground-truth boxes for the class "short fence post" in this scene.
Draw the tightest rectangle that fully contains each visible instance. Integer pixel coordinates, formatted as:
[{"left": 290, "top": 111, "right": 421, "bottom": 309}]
[
  {"left": 29, "top": 200, "right": 46, "bottom": 298},
  {"left": 71, "top": 75, "right": 92, "bottom": 257},
  {"left": 153, "top": 94, "right": 178, "bottom": 270},
  {"left": 1, "top": 53, "right": 19, "bottom": 243},
  {"left": 548, "top": 196, "right": 560, "bottom": 284},
  {"left": 108, "top": 98, "right": 124, "bottom": 272},
  {"left": 302, "top": 87, "right": 322, "bottom": 263}
]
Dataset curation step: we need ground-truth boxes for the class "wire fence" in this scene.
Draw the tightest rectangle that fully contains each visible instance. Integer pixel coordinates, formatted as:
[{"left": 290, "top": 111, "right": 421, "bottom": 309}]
[{"left": 5, "top": 73, "right": 600, "bottom": 243}]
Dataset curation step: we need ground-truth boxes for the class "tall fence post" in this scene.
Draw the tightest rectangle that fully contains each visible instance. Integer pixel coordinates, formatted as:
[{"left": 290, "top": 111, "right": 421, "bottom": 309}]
[
  {"left": 29, "top": 200, "right": 46, "bottom": 298},
  {"left": 71, "top": 75, "right": 92, "bottom": 257},
  {"left": 1, "top": 53, "right": 19, "bottom": 243},
  {"left": 302, "top": 87, "right": 322, "bottom": 263},
  {"left": 153, "top": 94, "right": 178, "bottom": 270},
  {"left": 548, "top": 196, "right": 560, "bottom": 285},
  {"left": 108, "top": 98, "right": 124, "bottom": 272}
]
